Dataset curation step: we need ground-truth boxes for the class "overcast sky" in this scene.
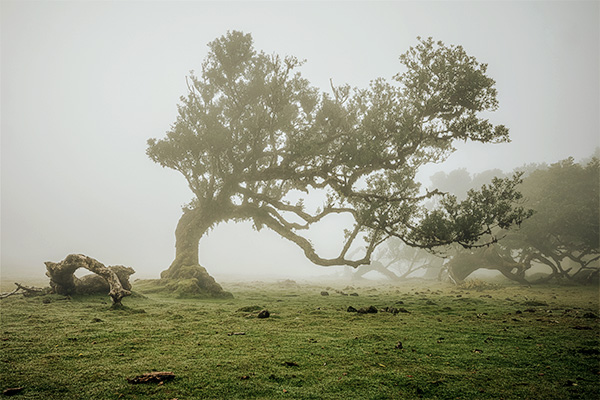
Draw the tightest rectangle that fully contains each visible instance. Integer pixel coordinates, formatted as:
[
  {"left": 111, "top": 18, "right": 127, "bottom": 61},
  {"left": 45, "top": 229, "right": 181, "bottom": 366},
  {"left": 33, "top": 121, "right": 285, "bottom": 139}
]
[{"left": 1, "top": 1, "right": 598, "bottom": 281}]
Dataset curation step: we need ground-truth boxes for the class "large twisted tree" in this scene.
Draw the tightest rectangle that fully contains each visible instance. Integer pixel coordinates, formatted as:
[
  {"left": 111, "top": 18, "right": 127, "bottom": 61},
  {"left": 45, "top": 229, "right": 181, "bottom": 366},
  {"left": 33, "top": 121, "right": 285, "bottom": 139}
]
[{"left": 147, "top": 31, "right": 530, "bottom": 296}]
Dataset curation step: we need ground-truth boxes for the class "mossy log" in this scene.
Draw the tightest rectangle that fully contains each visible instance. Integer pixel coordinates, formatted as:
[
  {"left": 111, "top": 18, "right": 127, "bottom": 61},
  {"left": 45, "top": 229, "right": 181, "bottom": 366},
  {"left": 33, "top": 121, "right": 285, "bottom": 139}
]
[{"left": 45, "top": 254, "right": 134, "bottom": 306}]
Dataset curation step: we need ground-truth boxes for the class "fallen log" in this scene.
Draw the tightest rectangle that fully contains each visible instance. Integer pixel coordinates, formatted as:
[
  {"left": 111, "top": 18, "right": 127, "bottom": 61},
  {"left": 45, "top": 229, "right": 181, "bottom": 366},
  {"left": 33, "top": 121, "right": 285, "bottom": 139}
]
[{"left": 45, "top": 254, "right": 133, "bottom": 307}]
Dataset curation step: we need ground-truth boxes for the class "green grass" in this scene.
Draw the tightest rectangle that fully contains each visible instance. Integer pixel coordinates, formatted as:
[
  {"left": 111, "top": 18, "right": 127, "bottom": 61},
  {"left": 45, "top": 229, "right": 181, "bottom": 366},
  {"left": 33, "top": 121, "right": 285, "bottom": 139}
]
[{"left": 1, "top": 279, "right": 598, "bottom": 399}]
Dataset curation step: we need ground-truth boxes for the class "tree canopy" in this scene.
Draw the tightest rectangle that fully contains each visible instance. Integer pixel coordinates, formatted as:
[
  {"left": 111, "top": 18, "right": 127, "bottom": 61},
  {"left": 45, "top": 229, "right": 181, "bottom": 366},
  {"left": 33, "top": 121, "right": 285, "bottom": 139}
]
[
  {"left": 424, "top": 158, "right": 599, "bottom": 284},
  {"left": 147, "top": 31, "right": 530, "bottom": 294},
  {"left": 504, "top": 157, "right": 600, "bottom": 282}
]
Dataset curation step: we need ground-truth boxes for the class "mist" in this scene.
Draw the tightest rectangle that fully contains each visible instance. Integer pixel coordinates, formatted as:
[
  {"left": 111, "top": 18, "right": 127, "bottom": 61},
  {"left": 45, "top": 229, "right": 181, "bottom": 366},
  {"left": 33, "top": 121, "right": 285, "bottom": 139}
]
[{"left": 2, "top": 1, "right": 598, "bottom": 283}]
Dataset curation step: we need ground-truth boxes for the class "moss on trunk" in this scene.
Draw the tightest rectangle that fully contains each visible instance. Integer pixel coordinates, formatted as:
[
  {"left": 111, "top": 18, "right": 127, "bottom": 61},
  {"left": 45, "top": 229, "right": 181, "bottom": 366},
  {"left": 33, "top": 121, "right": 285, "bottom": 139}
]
[{"left": 159, "top": 207, "right": 233, "bottom": 298}]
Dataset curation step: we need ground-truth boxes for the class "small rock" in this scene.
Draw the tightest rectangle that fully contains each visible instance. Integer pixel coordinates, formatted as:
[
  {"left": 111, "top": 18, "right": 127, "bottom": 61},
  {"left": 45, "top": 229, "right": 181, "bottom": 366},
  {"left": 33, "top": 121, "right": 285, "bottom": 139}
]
[
  {"left": 320, "top": 291, "right": 329, "bottom": 296},
  {"left": 347, "top": 306, "right": 358, "bottom": 313},
  {"left": 357, "top": 305, "right": 378, "bottom": 314},
  {"left": 257, "top": 309, "right": 270, "bottom": 319},
  {"left": 349, "top": 293, "right": 359, "bottom": 297},
  {"left": 395, "top": 341, "right": 403, "bottom": 349}
]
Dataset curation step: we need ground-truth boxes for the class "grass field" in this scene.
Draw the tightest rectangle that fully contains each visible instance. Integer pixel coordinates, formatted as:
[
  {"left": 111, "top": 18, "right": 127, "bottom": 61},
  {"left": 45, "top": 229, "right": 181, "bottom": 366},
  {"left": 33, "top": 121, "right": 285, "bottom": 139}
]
[{"left": 1, "top": 278, "right": 598, "bottom": 399}]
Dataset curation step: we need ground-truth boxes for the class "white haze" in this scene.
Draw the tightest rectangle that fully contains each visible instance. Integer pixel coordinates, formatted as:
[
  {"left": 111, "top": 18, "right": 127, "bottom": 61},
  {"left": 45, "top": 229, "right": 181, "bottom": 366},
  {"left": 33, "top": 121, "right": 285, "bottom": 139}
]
[{"left": 1, "top": 1, "right": 598, "bottom": 281}]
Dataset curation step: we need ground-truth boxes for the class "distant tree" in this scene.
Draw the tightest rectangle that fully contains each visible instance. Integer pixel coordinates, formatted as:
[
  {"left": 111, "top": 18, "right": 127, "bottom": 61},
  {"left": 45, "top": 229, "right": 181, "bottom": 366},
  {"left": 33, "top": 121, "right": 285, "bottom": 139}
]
[
  {"left": 429, "top": 168, "right": 507, "bottom": 202},
  {"left": 350, "top": 237, "right": 444, "bottom": 281},
  {"left": 443, "top": 244, "right": 529, "bottom": 285},
  {"left": 504, "top": 158, "right": 600, "bottom": 283},
  {"left": 429, "top": 169, "right": 473, "bottom": 201},
  {"left": 147, "top": 31, "right": 530, "bottom": 296}
]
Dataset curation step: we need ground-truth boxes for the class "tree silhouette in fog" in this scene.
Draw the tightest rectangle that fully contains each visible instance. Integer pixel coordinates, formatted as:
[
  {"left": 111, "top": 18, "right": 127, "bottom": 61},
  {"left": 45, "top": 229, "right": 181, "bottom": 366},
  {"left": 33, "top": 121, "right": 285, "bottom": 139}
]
[{"left": 147, "top": 31, "right": 530, "bottom": 296}]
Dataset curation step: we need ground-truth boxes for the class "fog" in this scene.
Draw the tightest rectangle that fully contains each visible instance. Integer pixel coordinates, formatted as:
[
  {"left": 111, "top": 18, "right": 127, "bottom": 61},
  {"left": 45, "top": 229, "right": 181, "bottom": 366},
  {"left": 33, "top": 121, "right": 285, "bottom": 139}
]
[{"left": 1, "top": 1, "right": 598, "bottom": 282}]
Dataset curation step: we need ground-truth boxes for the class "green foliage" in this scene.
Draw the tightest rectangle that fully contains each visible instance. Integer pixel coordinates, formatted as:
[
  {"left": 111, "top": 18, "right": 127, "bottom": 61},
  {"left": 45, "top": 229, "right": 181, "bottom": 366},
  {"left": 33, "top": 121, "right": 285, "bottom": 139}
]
[
  {"left": 147, "top": 31, "right": 529, "bottom": 277},
  {"left": 505, "top": 157, "right": 600, "bottom": 281},
  {"left": 1, "top": 281, "right": 598, "bottom": 399},
  {"left": 409, "top": 173, "right": 532, "bottom": 248}
]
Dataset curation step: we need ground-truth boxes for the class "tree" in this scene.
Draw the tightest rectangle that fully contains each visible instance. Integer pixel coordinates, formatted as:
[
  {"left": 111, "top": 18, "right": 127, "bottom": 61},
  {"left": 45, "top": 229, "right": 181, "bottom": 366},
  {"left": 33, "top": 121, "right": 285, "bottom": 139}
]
[
  {"left": 147, "top": 32, "right": 530, "bottom": 296},
  {"left": 425, "top": 168, "right": 531, "bottom": 284},
  {"left": 352, "top": 237, "right": 444, "bottom": 281},
  {"left": 504, "top": 158, "right": 600, "bottom": 283},
  {"left": 443, "top": 244, "right": 529, "bottom": 284}
]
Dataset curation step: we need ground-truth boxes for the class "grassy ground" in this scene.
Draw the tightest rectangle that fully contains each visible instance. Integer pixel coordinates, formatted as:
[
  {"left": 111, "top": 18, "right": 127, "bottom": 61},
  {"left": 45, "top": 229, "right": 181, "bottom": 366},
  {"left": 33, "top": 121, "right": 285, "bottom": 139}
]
[{"left": 0, "top": 279, "right": 598, "bottom": 399}]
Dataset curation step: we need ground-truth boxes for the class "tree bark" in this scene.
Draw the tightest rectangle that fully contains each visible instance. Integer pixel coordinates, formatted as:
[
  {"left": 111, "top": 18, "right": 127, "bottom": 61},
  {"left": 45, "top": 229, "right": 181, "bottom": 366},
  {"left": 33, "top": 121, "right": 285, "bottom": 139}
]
[
  {"left": 161, "top": 207, "right": 208, "bottom": 279},
  {"left": 159, "top": 207, "right": 232, "bottom": 298},
  {"left": 45, "top": 254, "right": 134, "bottom": 306}
]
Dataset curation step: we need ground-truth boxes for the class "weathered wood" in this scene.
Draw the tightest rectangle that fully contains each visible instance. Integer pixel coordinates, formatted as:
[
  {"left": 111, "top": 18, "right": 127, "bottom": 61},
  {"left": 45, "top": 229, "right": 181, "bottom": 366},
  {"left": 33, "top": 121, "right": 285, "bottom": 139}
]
[
  {"left": 45, "top": 254, "right": 132, "bottom": 306},
  {"left": 15, "top": 283, "right": 45, "bottom": 294},
  {"left": 0, "top": 287, "right": 20, "bottom": 299},
  {"left": 0, "top": 283, "right": 46, "bottom": 299}
]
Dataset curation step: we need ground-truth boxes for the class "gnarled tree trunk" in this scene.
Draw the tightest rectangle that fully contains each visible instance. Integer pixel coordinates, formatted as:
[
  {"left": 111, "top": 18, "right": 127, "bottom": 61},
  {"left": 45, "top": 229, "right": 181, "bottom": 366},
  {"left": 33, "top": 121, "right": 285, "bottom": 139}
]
[
  {"left": 446, "top": 246, "right": 530, "bottom": 285},
  {"left": 45, "top": 254, "right": 134, "bottom": 306},
  {"left": 159, "top": 207, "right": 232, "bottom": 298}
]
